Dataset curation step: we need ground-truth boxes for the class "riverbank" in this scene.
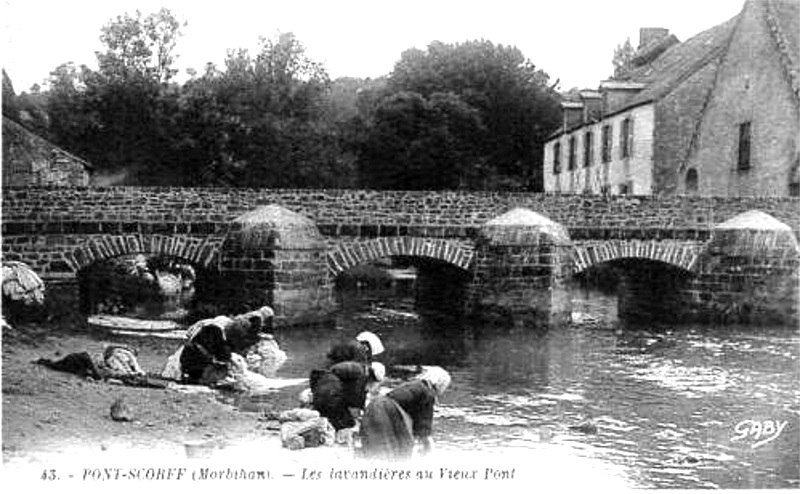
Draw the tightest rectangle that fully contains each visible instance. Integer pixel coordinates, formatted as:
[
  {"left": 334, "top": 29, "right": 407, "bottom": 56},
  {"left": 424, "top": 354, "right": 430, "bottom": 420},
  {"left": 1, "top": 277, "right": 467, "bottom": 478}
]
[
  {"left": 1, "top": 321, "right": 354, "bottom": 465},
  {"left": 1, "top": 321, "right": 635, "bottom": 493}
]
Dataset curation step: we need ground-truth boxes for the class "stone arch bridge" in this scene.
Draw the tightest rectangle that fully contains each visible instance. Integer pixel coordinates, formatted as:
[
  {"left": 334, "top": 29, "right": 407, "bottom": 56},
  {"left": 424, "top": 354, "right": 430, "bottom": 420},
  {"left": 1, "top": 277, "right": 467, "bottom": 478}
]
[{"left": 3, "top": 187, "right": 798, "bottom": 327}]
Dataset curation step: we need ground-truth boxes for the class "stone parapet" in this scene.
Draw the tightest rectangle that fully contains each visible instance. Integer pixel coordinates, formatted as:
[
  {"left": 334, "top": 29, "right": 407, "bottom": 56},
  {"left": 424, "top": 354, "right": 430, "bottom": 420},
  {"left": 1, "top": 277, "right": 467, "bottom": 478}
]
[{"left": 3, "top": 188, "right": 799, "bottom": 235}]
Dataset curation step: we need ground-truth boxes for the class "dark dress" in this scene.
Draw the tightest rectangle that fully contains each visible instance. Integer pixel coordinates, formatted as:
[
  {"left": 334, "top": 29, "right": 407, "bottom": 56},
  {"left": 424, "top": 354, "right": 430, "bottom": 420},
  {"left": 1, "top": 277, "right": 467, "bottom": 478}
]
[
  {"left": 310, "top": 361, "right": 370, "bottom": 430},
  {"left": 386, "top": 380, "right": 437, "bottom": 441},
  {"left": 359, "top": 380, "right": 437, "bottom": 461},
  {"left": 360, "top": 395, "right": 414, "bottom": 461},
  {"left": 180, "top": 324, "right": 231, "bottom": 383}
]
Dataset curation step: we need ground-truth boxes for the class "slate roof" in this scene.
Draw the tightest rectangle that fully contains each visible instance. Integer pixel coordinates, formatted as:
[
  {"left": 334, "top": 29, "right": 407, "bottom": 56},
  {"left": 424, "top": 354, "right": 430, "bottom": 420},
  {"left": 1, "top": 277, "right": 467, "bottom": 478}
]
[
  {"left": 614, "top": 0, "right": 800, "bottom": 112},
  {"left": 612, "top": 15, "right": 739, "bottom": 113},
  {"left": 2, "top": 116, "right": 93, "bottom": 171},
  {"left": 547, "top": 0, "right": 799, "bottom": 141}
]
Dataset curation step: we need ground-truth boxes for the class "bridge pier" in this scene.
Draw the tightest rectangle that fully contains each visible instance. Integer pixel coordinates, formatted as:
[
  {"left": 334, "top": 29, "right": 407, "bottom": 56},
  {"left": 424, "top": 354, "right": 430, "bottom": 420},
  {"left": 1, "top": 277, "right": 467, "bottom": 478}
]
[
  {"left": 215, "top": 205, "right": 334, "bottom": 328},
  {"left": 681, "top": 211, "right": 799, "bottom": 325},
  {"left": 467, "top": 208, "right": 572, "bottom": 329}
]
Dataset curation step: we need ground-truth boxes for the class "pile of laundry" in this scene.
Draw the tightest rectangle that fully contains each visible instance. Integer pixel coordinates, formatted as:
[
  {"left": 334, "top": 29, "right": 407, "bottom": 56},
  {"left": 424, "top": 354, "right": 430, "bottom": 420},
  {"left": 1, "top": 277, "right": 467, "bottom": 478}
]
[{"left": 35, "top": 345, "right": 166, "bottom": 389}]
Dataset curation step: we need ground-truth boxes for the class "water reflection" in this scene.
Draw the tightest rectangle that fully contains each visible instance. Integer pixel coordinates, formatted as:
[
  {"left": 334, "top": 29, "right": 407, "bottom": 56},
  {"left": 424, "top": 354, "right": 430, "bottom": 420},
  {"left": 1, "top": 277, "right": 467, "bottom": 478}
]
[{"left": 78, "top": 254, "right": 196, "bottom": 321}]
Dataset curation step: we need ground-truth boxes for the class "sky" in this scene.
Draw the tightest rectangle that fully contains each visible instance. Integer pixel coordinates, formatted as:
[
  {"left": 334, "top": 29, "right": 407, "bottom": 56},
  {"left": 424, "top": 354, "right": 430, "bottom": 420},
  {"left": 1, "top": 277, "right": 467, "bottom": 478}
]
[{"left": 3, "top": 0, "right": 744, "bottom": 93}]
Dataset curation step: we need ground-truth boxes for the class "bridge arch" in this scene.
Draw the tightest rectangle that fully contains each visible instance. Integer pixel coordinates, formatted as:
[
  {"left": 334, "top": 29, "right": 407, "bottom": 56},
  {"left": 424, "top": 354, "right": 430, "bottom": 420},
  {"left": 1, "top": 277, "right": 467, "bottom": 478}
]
[
  {"left": 67, "top": 234, "right": 222, "bottom": 273},
  {"left": 327, "top": 237, "right": 474, "bottom": 277},
  {"left": 571, "top": 240, "right": 704, "bottom": 275}
]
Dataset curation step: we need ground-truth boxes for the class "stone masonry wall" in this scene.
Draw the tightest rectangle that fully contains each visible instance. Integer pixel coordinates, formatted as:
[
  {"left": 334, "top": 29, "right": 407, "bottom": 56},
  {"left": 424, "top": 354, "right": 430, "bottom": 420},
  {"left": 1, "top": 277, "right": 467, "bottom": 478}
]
[
  {"left": 4, "top": 188, "right": 799, "bottom": 236},
  {"left": 679, "top": 229, "right": 800, "bottom": 325}
]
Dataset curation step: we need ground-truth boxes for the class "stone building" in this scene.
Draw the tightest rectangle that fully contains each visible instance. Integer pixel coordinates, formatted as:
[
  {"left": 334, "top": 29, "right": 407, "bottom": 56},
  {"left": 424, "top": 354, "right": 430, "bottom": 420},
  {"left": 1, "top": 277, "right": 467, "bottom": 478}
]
[
  {"left": 543, "top": 0, "right": 799, "bottom": 196},
  {"left": 2, "top": 117, "right": 93, "bottom": 187}
]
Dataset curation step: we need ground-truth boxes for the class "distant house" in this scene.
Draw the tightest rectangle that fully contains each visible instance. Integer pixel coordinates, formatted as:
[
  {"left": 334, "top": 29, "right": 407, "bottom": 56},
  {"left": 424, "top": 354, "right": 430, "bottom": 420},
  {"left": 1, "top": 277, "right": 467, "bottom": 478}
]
[
  {"left": 2, "top": 116, "right": 93, "bottom": 187},
  {"left": 543, "top": 0, "right": 799, "bottom": 196}
]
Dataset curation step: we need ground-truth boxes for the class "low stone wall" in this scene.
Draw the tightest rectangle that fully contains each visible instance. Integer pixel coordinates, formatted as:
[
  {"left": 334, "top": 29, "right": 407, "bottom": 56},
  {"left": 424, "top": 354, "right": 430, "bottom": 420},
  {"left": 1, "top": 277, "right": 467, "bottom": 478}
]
[{"left": 3, "top": 187, "right": 799, "bottom": 235}]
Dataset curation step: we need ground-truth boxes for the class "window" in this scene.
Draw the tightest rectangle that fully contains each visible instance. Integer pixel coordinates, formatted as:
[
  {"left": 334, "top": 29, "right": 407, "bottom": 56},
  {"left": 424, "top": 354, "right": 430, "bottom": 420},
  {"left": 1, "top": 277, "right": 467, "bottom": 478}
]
[
  {"left": 738, "top": 121, "right": 751, "bottom": 170},
  {"left": 620, "top": 117, "right": 634, "bottom": 158},
  {"left": 619, "top": 183, "right": 629, "bottom": 195},
  {"left": 584, "top": 131, "right": 593, "bottom": 167},
  {"left": 685, "top": 168, "right": 698, "bottom": 194},
  {"left": 553, "top": 142, "right": 561, "bottom": 174},
  {"left": 601, "top": 124, "right": 612, "bottom": 163},
  {"left": 568, "top": 136, "right": 577, "bottom": 170}
]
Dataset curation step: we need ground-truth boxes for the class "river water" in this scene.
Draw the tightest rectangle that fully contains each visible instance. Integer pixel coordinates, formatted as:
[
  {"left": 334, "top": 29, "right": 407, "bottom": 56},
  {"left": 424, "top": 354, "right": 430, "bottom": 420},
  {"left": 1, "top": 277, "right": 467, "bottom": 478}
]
[{"left": 271, "top": 284, "right": 799, "bottom": 489}]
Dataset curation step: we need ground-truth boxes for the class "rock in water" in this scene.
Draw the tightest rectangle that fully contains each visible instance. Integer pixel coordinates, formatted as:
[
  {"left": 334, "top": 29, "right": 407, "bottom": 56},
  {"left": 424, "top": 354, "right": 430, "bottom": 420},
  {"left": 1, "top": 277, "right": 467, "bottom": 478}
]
[
  {"left": 110, "top": 397, "right": 134, "bottom": 422},
  {"left": 569, "top": 419, "right": 598, "bottom": 434}
]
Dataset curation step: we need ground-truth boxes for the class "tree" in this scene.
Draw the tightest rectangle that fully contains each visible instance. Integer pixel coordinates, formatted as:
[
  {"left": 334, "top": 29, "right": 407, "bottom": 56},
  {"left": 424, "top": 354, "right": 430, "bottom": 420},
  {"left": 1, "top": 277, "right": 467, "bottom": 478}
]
[
  {"left": 40, "top": 9, "right": 186, "bottom": 183},
  {"left": 41, "top": 63, "right": 93, "bottom": 153},
  {"left": 358, "top": 39, "right": 561, "bottom": 190},
  {"left": 171, "top": 32, "right": 355, "bottom": 188},
  {"left": 357, "top": 91, "right": 486, "bottom": 190},
  {"left": 612, "top": 38, "right": 635, "bottom": 79},
  {"left": 321, "top": 77, "right": 386, "bottom": 125},
  {"left": 97, "top": 8, "right": 184, "bottom": 84}
]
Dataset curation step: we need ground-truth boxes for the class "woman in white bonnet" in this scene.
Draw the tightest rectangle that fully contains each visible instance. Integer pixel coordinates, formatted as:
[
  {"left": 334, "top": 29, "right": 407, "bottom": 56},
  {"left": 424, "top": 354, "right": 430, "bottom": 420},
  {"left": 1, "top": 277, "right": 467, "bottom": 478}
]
[{"left": 359, "top": 366, "right": 451, "bottom": 461}]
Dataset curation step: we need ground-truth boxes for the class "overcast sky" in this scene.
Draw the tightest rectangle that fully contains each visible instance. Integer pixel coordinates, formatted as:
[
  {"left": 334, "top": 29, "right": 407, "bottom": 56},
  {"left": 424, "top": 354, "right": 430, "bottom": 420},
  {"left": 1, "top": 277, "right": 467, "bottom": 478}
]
[{"left": 3, "top": 0, "right": 744, "bottom": 93}]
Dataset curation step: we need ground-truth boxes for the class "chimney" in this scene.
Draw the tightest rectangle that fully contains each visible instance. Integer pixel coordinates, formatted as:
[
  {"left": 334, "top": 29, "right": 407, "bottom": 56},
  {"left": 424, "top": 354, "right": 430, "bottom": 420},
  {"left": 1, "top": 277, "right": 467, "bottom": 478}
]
[{"left": 639, "top": 27, "right": 670, "bottom": 49}]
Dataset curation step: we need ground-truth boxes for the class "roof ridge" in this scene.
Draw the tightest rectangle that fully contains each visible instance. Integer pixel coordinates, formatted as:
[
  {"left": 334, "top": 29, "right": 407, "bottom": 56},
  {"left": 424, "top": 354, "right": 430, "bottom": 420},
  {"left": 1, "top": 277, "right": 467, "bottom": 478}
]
[{"left": 765, "top": 0, "right": 800, "bottom": 103}]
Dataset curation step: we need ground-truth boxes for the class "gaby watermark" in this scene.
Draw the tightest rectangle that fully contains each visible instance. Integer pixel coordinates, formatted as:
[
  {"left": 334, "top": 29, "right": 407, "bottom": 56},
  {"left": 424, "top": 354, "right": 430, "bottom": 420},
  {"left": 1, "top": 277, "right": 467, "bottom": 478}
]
[{"left": 731, "top": 419, "right": 788, "bottom": 449}]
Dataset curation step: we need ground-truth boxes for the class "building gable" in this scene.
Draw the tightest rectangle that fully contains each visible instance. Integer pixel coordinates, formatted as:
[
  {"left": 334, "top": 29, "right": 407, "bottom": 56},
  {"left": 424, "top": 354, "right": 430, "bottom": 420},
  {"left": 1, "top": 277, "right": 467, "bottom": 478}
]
[
  {"left": 2, "top": 116, "right": 93, "bottom": 187},
  {"left": 681, "top": 0, "right": 800, "bottom": 196}
]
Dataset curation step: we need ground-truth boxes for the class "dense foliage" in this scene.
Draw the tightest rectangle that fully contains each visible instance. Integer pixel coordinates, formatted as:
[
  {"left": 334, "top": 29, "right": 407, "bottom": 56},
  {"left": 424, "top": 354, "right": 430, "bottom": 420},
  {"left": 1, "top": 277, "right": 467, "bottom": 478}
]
[
  {"left": 5, "top": 10, "right": 562, "bottom": 190},
  {"left": 360, "top": 40, "right": 561, "bottom": 190}
]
